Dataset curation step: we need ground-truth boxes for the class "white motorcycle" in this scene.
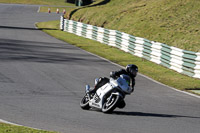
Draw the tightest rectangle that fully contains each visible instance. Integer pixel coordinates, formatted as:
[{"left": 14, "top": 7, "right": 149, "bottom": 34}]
[{"left": 80, "top": 74, "right": 133, "bottom": 113}]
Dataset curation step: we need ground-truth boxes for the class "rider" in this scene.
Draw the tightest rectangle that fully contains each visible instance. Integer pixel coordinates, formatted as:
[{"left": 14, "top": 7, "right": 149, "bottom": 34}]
[
  {"left": 110, "top": 64, "right": 138, "bottom": 92},
  {"left": 89, "top": 64, "right": 138, "bottom": 94}
]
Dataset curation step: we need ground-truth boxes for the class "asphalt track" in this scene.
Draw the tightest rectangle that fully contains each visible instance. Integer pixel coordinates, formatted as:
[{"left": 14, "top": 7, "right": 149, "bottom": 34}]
[{"left": 0, "top": 3, "right": 200, "bottom": 133}]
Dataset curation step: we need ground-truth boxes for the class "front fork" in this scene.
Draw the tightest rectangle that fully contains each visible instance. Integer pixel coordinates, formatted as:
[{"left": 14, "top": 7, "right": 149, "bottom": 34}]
[
  {"left": 85, "top": 85, "right": 90, "bottom": 93},
  {"left": 85, "top": 85, "right": 95, "bottom": 100}
]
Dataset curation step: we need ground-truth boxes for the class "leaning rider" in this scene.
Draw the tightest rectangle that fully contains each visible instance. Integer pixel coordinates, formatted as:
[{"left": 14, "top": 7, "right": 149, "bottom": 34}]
[{"left": 89, "top": 64, "right": 138, "bottom": 94}]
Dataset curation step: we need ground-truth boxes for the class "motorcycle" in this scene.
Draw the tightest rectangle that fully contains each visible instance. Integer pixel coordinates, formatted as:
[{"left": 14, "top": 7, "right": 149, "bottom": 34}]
[{"left": 80, "top": 74, "right": 133, "bottom": 113}]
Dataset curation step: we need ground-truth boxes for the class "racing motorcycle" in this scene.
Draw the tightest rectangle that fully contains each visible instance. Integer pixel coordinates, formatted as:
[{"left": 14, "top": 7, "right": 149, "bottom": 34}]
[{"left": 80, "top": 74, "right": 133, "bottom": 113}]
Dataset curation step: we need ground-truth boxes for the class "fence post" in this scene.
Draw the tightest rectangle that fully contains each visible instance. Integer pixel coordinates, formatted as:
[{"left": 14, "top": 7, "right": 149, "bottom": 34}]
[{"left": 60, "top": 15, "right": 64, "bottom": 31}]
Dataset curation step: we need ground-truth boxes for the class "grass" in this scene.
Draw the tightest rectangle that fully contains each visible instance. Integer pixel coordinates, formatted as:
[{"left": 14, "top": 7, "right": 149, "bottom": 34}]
[
  {"left": 0, "top": 123, "right": 58, "bottom": 133},
  {"left": 36, "top": 20, "right": 200, "bottom": 95},
  {"left": 0, "top": 0, "right": 74, "bottom": 6},
  {"left": 65, "top": 0, "right": 200, "bottom": 52}
]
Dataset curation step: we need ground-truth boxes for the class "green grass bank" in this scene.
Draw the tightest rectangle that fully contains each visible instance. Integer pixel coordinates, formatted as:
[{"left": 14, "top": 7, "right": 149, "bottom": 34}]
[
  {"left": 65, "top": 0, "right": 200, "bottom": 52},
  {"left": 36, "top": 20, "right": 200, "bottom": 95}
]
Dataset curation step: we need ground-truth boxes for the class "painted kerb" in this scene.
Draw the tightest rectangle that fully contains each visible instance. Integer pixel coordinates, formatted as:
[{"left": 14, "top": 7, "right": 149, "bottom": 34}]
[{"left": 60, "top": 17, "right": 200, "bottom": 79}]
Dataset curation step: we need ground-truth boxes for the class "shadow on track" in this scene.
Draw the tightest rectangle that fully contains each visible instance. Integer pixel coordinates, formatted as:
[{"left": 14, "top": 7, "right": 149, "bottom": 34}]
[
  {"left": 112, "top": 111, "right": 200, "bottom": 119},
  {"left": 0, "top": 38, "right": 108, "bottom": 65}
]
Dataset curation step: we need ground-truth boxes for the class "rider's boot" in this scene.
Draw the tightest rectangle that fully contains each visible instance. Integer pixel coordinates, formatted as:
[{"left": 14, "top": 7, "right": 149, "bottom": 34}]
[{"left": 118, "top": 100, "right": 126, "bottom": 109}]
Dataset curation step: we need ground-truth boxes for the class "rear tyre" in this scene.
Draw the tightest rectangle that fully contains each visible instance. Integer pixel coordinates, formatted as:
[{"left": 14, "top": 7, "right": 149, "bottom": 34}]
[
  {"left": 80, "top": 94, "right": 90, "bottom": 110},
  {"left": 102, "top": 94, "right": 120, "bottom": 113}
]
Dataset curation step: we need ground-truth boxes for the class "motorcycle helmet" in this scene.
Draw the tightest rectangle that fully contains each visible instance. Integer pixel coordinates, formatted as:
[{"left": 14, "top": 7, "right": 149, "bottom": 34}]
[{"left": 125, "top": 64, "right": 138, "bottom": 77}]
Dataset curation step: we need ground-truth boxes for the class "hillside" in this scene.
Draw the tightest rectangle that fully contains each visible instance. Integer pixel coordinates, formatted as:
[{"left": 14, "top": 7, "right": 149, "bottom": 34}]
[{"left": 65, "top": 0, "right": 200, "bottom": 52}]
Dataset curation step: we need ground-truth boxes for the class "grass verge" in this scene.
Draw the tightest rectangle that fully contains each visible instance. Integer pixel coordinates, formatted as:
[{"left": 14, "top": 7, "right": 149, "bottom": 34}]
[
  {"left": 36, "top": 20, "right": 200, "bottom": 96},
  {"left": 65, "top": 0, "right": 200, "bottom": 52},
  {"left": 0, "top": 122, "right": 57, "bottom": 133}
]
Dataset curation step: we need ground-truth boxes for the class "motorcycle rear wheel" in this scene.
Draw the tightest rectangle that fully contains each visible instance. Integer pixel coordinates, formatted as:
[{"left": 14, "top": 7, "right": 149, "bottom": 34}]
[
  {"left": 80, "top": 94, "right": 90, "bottom": 110},
  {"left": 102, "top": 94, "right": 120, "bottom": 113}
]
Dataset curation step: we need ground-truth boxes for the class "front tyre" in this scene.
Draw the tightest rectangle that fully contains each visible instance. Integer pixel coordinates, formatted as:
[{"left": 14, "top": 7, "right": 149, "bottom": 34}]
[
  {"left": 102, "top": 94, "right": 120, "bottom": 113},
  {"left": 80, "top": 94, "right": 90, "bottom": 110}
]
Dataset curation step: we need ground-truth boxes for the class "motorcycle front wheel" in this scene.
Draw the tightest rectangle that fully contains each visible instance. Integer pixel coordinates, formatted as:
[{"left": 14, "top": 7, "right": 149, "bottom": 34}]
[
  {"left": 102, "top": 94, "right": 120, "bottom": 113},
  {"left": 80, "top": 94, "right": 90, "bottom": 110}
]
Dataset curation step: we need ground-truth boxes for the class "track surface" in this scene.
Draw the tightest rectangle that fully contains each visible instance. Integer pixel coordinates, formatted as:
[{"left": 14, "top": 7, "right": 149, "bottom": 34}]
[{"left": 0, "top": 4, "right": 199, "bottom": 133}]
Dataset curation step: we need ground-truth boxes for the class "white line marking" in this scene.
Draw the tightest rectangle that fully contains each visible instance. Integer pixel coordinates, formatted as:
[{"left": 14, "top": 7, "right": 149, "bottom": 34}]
[
  {"left": 0, "top": 119, "right": 21, "bottom": 126},
  {"left": 0, "top": 119, "right": 44, "bottom": 130},
  {"left": 37, "top": 6, "right": 40, "bottom": 13},
  {"left": 138, "top": 73, "right": 200, "bottom": 99},
  {"left": 34, "top": 22, "right": 38, "bottom": 29}
]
